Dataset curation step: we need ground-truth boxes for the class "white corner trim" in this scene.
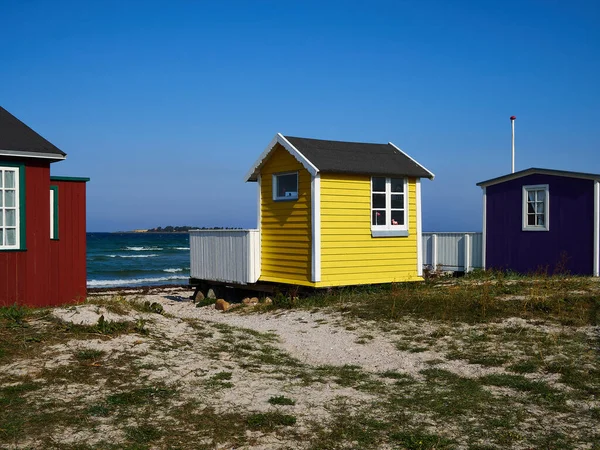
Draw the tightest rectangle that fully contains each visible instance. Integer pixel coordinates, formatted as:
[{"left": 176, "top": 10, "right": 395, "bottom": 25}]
[
  {"left": 257, "top": 175, "right": 262, "bottom": 280},
  {"left": 388, "top": 142, "right": 435, "bottom": 180},
  {"left": 482, "top": 187, "right": 487, "bottom": 270},
  {"left": 0, "top": 149, "right": 66, "bottom": 160},
  {"left": 244, "top": 133, "right": 319, "bottom": 182},
  {"left": 311, "top": 173, "right": 321, "bottom": 282},
  {"left": 257, "top": 175, "right": 261, "bottom": 230},
  {"left": 416, "top": 179, "right": 423, "bottom": 276},
  {"left": 464, "top": 233, "right": 471, "bottom": 272},
  {"left": 594, "top": 181, "right": 599, "bottom": 277},
  {"left": 278, "top": 134, "right": 319, "bottom": 176}
]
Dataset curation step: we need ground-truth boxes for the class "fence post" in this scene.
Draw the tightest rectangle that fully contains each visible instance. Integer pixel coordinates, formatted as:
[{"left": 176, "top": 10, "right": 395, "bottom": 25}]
[
  {"left": 464, "top": 233, "right": 471, "bottom": 272},
  {"left": 432, "top": 234, "right": 438, "bottom": 270}
]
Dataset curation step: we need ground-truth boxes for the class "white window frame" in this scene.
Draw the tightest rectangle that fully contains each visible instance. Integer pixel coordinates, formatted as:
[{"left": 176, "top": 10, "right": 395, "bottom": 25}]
[
  {"left": 522, "top": 184, "right": 549, "bottom": 231},
  {"left": 50, "top": 186, "right": 59, "bottom": 240},
  {"left": 371, "top": 176, "right": 409, "bottom": 237},
  {"left": 0, "top": 166, "right": 20, "bottom": 250},
  {"left": 272, "top": 171, "right": 299, "bottom": 201}
]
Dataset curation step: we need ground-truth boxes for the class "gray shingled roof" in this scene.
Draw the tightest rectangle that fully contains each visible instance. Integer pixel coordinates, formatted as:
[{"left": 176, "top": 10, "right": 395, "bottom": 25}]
[
  {"left": 283, "top": 136, "right": 433, "bottom": 179},
  {"left": 0, "top": 106, "right": 66, "bottom": 158}
]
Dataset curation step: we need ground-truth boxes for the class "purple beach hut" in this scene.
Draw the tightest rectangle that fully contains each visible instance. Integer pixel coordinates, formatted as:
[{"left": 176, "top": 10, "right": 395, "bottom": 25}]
[{"left": 477, "top": 168, "right": 600, "bottom": 276}]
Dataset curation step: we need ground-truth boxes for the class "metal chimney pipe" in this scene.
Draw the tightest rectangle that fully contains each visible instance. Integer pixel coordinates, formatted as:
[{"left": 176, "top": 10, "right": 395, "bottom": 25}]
[{"left": 510, "top": 116, "right": 516, "bottom": 173}]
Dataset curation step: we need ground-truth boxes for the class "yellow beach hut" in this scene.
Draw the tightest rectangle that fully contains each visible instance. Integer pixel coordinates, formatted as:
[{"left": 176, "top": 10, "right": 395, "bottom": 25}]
[{"left": 189, "top": 133, "right": 434, "bottom": 293}]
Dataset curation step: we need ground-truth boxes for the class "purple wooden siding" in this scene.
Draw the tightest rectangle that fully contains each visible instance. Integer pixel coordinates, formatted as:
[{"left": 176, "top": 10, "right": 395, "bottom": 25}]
[{"left": 486, "top": 174, "right": 594, "bottom": 275}]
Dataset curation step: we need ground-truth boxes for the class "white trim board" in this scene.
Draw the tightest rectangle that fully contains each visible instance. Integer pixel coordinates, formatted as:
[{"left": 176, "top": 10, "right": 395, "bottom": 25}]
[
  {"left": 0, "top": 149, "right": 66, "bottom": 161},
  {"left": 244, "top": 133, "right": 319, "bottom": 182},
  {"left": 388, "top": 142, "right": 435, "bottom": 180},
  {"left": 594, "top": 181, "right": 599, "bottom": 277},
  {"left": 416, "top": 179, "right": 423, "bottom": 276},
  {"left": 482, "top": 187, "right": 487, "bottom": 270},
  {"left": 311, "top": 173, "right": 321, "bottom": 282}
]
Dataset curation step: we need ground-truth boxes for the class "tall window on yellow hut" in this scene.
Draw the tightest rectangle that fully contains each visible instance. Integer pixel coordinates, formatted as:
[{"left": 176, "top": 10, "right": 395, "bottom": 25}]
[{"left": 371, "top": 176, "right": 408, "bottom": 237}]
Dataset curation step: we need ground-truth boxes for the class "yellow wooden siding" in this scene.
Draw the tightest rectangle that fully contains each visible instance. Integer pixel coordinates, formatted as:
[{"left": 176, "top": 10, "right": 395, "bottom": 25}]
[
  {"left": 316, "top": 173, "right": 421, "bottom": 287},
  {"left": 259, "top": 144, "right": 312, "bottom": 284}
]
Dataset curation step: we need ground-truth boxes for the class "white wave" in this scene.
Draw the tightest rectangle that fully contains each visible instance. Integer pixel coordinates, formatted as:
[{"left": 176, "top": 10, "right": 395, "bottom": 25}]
[
  {"left": 87, "top": 275, "right": 188, "bottom": 288},
  {"left": 163, "top": 268, "right": 185, "bottom": 273},
  {"left": 175, "top": 247, "right": 190, "bottom": 250},
  {"left": 106, "top": 254, "right": 158, "bottom": 258},
  {"left": 125, "top": 246, "right": 163, "bottom": 251}
]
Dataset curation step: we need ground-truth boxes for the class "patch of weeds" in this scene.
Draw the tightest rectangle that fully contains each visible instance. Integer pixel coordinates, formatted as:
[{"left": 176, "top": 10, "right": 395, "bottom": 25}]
[
  {"left": 0, "top": 382, "right": 41, "bottom": 406},
  {"left": 212, "top": 371, "right": 232, "bottom": 380},
  {"left": 531, "top": 430, "right": 573, "bottom": 450},
  {"left": 424, "top": 359, "right": 445, "bottom": 366},
  {"left": 57, "top": 315, "right": 134, "bottom": 336},
  {"left": 87, "top": 295, "right": 131, "bottom": 315},
  {"left": 309, "top": 408, "right": 395, "bottom": 448},
  {"left": 309, "top": 365, "right": 382, "bottom": 391},
  {"left": 75, "top": 348, "right": 106, "bottom": 361},
  {"left": 268, "top": 275, "right": 600, "bottom": 326},
  {"left": 247, "top": 412, "right": 296, "bottom": 429},
  {"left": 131, "top": 301, "right": 164, "bottom": 315},
  {"left": 169, "top": 403, "right": 249, "bottom": 446},
  {"left": 545, "top": 360, "right": 600, "bottom": 396},
  {"left": 479, "top": 374, "right": 564, "bottom": 405},
  {"left": 205, "top": 372, "right": 234, "bottom": 389},
  {"left": 409, "top": 346, "right": 428, "bottom": 353},
  {"left": 389, "top": 430, "right": 454, "bottom": 449},
  {"left": 196, "top": 297, "right": 217, "bottom": 308},
  {"left": 125, "top": 423, "right": 163, "bottom": 444},
  {"left": 415, "top": 368, "right": 493, "bottom": 417},
  {"left": 508, "top": 359, "right": 539, "bottom": 373},
  {"left": 106, "top": 385, "right": 175, "bottom": 407},
  {"left": 252, "top": 344, "right": 301, "bottom": 368},
  {"left": 0, "top": 304, "right": 29, "bottom": 326},
  {"left": 86, "top": 403, "right": 111, "bottom": 417},
  {"left": 446, "top": 346, "right": 510, "bottom": 367},
  {"left": 134, "top": 317, "right": 150, "bottom": 335},
  {"left": 268, "top": 395, "right": 295, "bottom": 405},
  {"left": 380, "top": 371, "right": 416, "bottom": 386},
  {"left": 213, "top": 323, "right": 235, "bottom": 334}
]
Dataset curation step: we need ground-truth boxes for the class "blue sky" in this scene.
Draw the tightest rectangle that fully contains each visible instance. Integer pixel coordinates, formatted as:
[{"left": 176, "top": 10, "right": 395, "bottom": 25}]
[{"left": 1, "top": 0, "right": 599, "bottom": 232}]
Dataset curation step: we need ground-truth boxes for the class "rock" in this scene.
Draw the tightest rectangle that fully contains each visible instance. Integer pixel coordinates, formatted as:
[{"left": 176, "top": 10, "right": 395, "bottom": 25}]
[
  {"left": 242, "top": 297, "right": 258, "bottom": 306},
  {"left": 215, "top": 299, "right": 230, "bottom": 311},
  {"left": 207, "top": 289, "right": 217, "bottom": 299},
  {"left": 195, "top": 291, "right": 205, "bottom": 302},
  {"left": 263, "top": 297, "right": 273, "bottom": 305}
]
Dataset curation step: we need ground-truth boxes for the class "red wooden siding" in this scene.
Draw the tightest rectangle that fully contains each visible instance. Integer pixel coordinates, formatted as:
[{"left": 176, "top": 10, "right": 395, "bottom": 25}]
[
  {"left": 0, "top": 158, "right": 87, "bottom": 307},
  {"left": 49, "top": 180, "right": 87, "bottom": 305},
  {"left": 0, "top": 159, "right": 51, "bottom": 306}
]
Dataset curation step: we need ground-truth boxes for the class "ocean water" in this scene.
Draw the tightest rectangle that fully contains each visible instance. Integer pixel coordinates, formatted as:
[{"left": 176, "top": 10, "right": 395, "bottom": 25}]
[{"left": 87, "top": 233, "right": 190, "bottom": 288}]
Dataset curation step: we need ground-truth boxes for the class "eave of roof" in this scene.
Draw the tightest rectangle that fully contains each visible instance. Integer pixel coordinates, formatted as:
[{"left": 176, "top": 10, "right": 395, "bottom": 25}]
[
  {"left": 477, "top": 168, "right": 600, "bottom": 188},
  {"left": 0, "top": 106, "right": 67, "bottom": 160}
]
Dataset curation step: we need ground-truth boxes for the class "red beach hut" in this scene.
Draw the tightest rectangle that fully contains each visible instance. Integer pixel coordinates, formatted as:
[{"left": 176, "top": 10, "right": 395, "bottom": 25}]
[{"left": 0, "top": 107, "right": 89, "bottom": 307}]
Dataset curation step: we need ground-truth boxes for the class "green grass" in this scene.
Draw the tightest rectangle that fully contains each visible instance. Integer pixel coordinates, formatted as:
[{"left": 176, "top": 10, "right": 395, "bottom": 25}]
[
  {"left": 75, "top": 348, "right": 106, "bottom": 361},
  {"left": 106, "top": 386, "right": 175, "bottom": 407},
  {"left": 263, "top": 272, "right": 600, "bottom": 326},
  {"left": 247, "top": 412, "right": 297, "bottom": 429},
  {"left": 268, "top": 395, "right": 295, "bottom": 405}
]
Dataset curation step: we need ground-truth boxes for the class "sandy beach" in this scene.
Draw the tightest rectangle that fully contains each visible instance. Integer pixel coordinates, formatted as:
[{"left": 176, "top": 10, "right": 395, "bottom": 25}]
[{"left": 1, "top": 280, "right": 599, "bottom": 449}]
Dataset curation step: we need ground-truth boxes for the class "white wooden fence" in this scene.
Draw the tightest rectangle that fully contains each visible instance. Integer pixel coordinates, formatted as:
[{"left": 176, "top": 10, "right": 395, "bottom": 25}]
[
  {"left": 189, "top": 229, "right": 260, "bottom": 284},
  {"left": 190, "top": 230, "right": 483, "bottom": 285},
  {"left": 422, "top": 232, "right": 483, "bottom": 272}
]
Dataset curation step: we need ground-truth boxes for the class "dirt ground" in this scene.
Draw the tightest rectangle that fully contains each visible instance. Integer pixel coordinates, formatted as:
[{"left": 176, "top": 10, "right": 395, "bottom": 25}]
[{"left": 1, "top": 283, "right": 599, "bottom": 449}]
